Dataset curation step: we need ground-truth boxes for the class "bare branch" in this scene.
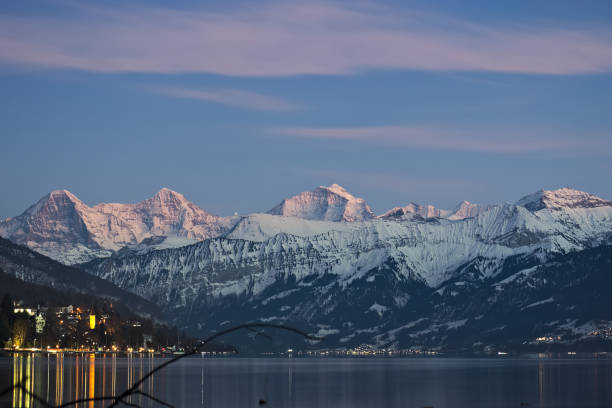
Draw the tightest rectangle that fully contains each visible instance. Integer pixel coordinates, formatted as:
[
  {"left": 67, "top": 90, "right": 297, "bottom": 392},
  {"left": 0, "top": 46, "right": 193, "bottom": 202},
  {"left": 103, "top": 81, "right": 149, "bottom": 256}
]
[
  {"left": 108, "top": 323, "right": 321, "bottom": 407},
  {"left": 134, "top": 390, "right": 176, "bottom": 408}
]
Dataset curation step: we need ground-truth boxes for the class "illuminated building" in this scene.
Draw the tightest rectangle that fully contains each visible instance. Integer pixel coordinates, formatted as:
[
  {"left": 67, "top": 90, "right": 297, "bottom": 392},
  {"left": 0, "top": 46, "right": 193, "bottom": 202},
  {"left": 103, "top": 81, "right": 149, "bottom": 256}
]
[{"left": 35, "top": 312, "right": 46, "bottom": 334}]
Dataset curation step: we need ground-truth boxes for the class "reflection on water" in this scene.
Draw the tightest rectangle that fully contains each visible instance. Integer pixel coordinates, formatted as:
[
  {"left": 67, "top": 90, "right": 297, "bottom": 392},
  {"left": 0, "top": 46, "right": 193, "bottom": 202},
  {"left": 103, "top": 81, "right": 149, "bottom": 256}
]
[
  {"left": 5, "top": 353, "right": 158, "bottom": 408},
  {"left": 3, "top": 355, "right": 612, "bottom": 407}
]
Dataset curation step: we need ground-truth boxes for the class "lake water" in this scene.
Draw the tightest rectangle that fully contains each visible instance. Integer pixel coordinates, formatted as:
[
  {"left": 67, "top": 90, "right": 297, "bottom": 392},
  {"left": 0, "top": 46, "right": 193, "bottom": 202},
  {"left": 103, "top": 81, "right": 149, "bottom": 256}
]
[{"left": 2, "top": 353, "right": 612, "bottom": 407}]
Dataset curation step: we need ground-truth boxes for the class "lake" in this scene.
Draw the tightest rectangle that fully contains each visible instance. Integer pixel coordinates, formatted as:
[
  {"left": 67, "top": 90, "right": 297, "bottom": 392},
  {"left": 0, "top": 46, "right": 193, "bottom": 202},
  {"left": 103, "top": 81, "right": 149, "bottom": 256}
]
[{"left": 2, "top": 353, "right": 612, "bottom": 407}]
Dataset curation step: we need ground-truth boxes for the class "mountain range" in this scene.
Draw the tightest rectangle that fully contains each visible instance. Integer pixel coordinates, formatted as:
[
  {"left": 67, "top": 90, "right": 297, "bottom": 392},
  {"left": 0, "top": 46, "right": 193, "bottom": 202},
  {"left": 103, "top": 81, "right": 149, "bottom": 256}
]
[
  {"left": 0, "top": 188, "right": 238, "bottom": 264},
  {"left": 0, "top": 184, "right": 502, "bottom": 264},
  {"left": 2, "top": 184, "right": 612, "bottom": 351}
]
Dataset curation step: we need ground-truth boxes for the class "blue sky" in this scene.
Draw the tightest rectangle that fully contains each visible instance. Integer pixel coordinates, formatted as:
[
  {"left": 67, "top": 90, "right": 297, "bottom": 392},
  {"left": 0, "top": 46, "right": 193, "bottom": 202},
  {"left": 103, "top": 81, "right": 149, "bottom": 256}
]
[{"left": 1, "top": 0, "right": 611, "bottom": 218}]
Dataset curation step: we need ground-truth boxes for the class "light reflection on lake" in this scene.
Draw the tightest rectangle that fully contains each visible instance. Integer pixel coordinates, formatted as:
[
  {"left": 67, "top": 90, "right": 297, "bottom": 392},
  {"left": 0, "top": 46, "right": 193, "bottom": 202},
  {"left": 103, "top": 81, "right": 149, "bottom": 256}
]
[
  {"left": 5, "top": 353, "right": 158, "bottom": 408},
  {"left": 2, "top": 354, "right": 612, "bottom": 407}
]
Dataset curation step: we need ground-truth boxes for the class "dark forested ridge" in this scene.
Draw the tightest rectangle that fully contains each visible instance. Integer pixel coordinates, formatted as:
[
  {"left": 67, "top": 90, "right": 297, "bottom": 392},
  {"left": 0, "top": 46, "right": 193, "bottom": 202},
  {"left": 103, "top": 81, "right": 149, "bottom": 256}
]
[
  {"left": 87, "top": 244, "right": 612, "bottom": 353},
  {"left": 0, "top": 237, "right": 160, "bottom": 319}
]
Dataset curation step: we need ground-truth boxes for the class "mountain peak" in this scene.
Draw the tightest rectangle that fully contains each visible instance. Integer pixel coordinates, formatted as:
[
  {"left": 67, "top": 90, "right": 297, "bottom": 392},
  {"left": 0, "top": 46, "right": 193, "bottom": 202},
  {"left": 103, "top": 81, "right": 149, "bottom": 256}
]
[
  {"left": 157, "top": 187, "right": 180, "bottom": 194},
  {"left": 325, "top": 183, "right": 348, "bottom": 193},
  {"left": 454, "top": 200, "right": 471, "bottom": 209},
  {"left": 23, "top": 189, "right": 86, "bottom": 216},
  {"left": 380, "top": 199, "right": 493, "bottom": 221},
  {"left": 318, "top": 184, "right": 362, "bottom": 202},
  {"left": 49, "top": 188, "right": 72, "bottom": 196},
  {"left": 447, "top": 200, "right": 494, "bottom": 220},
  {"left": 0, "top": 188, "right": 233, "bottom": 264},
  {"left": 268, "top": 184, "right": 374, "bottom": 222},
  {"left": 151, "top": 187, "right": 186, "bottom": 202},
  {"left": 47, "top": 189, "right": 82, "bottom": 202},
  {"left": 517, "top": 187, "right": 612, "bottom": 211},
  {"left": 379, "top": 203, "right": 450, "bottom": 220}
]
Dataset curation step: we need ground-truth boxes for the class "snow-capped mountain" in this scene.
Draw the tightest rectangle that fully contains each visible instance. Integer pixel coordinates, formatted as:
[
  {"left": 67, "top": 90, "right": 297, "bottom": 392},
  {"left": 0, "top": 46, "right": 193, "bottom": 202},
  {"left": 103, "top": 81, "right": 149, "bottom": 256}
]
[
  {"left": 380, "top": 200, "right": 494, "bottom": 221},
  {"left": 447, "top": 201, "right": 495, "bottom": 220},
  {"left": 81, "top": 187, "right": 612, "bottom": 350},
  {"left": 380, "top": 203, "right": 452, "bottom": 220},
  {"left": 0, "top": 184, "right": 495, "bottom": 264},
  {"left": 267, "top": 184, "right": 375, "bottom": 222},
  {"left": 0, "top": 188, "right": 238, "bottom": 264},
  {"left": 516, "top": 187, "right": 612, "bottom": 211}
]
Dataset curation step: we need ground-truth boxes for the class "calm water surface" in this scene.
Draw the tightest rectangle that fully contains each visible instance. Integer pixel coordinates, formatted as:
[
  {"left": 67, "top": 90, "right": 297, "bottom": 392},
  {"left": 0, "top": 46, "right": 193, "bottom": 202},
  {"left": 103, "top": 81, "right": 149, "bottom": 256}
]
[{"left": 2, "top": 354, "right": 612, "bottom": 407}]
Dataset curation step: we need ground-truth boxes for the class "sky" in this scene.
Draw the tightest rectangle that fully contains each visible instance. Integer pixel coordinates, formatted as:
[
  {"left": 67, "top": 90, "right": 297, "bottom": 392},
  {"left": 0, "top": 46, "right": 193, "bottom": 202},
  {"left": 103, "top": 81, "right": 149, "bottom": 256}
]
[{"left": 1, "top": 0, "right": 611, "bottom": 218}]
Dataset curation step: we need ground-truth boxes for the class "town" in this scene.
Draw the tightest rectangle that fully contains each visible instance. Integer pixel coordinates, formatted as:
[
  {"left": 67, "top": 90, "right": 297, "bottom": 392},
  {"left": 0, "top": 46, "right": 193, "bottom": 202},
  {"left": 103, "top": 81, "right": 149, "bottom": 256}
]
[{"left": 0, "top": 293, "right": 192, "bottom": 354}]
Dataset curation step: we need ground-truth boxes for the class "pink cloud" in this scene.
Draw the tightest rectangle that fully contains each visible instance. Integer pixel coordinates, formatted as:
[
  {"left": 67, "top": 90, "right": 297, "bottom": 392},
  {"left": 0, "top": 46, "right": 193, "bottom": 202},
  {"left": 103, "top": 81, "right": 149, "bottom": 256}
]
[
  {"left": 1, "top": 2, "right": 612, "bottom": 76},
  {"left": 154, "top": 87, "right": 301, "bottom": 111}
]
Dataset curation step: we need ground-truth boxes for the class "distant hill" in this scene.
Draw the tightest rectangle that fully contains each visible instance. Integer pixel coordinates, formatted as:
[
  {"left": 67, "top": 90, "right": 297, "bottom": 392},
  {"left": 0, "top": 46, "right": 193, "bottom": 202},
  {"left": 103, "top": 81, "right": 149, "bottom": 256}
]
[{"left": 0, "top": 237, "right": 162, "bottom": 320}]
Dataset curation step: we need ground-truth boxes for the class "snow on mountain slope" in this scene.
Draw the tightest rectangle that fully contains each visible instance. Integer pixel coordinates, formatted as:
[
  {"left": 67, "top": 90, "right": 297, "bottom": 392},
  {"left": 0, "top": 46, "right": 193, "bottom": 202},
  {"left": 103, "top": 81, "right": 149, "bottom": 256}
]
[
  {"left": 225, "top": 213, "right": 360, "bottom": 242},
  {"left": 3, "top": 184, "right": 610, "bottom": 275},
  {"left": 90, "top": 188, "right": 236, "bottom": 246},
  {"left": 0, "top": 188, "right": 238, "bottom": 264},
  {"left": 517, "top": 187, "right": 612, "bottom": 211},
  {"left": 81, "top": 192, "right": 612, "bottom": 347},
  {"left": 267, "top": 184, "right": 375, "bottom": 222},
  {"left": 447, "top": 201, "right": 495, "bottom": 220},
  {"left": 380, "top": 200, "right": 494, "bottom": 221},
  {"left": 380, "top": 203, "right": 451, "bottom": 220},
  {"left": 85, "top": 199, "right": 612, "bottom": 314},
  {"left": 0, "top": 190, "right": 111, "bottom": 264}
]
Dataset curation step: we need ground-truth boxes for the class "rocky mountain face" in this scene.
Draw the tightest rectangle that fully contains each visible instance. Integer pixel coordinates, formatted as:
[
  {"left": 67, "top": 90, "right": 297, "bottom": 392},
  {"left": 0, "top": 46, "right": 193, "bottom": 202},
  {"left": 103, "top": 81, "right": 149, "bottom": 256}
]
[
  {"left": 268, "top": 184, "right": 375, "bottom": 222},
  {"left": 0, "top": 188, "right": 238, "bottom": 264},
  {"left": 447, "top": 201, "right": 496, "bottom": 220},
  {"left": 0, "top": 183, "right": 496, "bottom": 264},
  {"left": 4, "top": 184, "right": 612, "bottom": 350},
  {"left": 80, "top": 187, "right": 612, "bottom": 351},
  {"left": 379, "top": 203, "right": 451, "bottom": 220},
  {"left": 516, "top": 187, "right": 612, "bottom": 211},
  {"left": 379, "top": 200, "right": 493, "bottom": 221}
]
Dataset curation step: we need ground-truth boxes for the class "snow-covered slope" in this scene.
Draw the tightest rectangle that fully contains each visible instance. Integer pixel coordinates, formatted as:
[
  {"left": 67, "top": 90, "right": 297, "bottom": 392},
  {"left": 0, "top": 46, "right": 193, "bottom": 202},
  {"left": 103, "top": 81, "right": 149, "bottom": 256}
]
[
  {"left": 267, "top": 184, "right": 375, "bottom": 222},
  {"left": 2, "top": 186, "right": 608, "bottom": 267},
  {"left": 447, "top": 201, "right": 495, "bottom": 220},
  {"left": 88, "top": 198, "right": 612, "bottom": 296},
  {"left": 6, "top": 184, "right": 609, "bottom": 348},
  {"left": 380, "top": 203, "right": 452, "bottom": 220},
  {"left": 225, "top": 213, "right": 359, "bottom": 242},
  {"left": 380, "top": 200, "right": 493, "bottom": 221},
  {"left": 83, "top": 188, "right": 612, "bottom": 346},
  {"left": 517, "top": 187, "right": 612, "bottom": 211},
  {"left": 0, "top": 188, "right": 238, "bottom": 264}
]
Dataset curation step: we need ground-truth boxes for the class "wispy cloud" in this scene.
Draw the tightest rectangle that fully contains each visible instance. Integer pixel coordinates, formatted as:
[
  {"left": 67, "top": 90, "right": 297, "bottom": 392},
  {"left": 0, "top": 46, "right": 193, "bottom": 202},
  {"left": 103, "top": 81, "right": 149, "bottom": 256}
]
[
  {"left": 272, "top": 125, "right": 604, "bottom": 154},
  {"left": 300, "top": 167, "right": 480, "bottom": 196},
  {"left": 154, "top": 87, "right": 301, "bottom": 111},
  {"left": 295, "top": 167, "right": 487, "bottom": 212},
  {"left": 1, "top": 2, "right": 612, "bottom": 76}
]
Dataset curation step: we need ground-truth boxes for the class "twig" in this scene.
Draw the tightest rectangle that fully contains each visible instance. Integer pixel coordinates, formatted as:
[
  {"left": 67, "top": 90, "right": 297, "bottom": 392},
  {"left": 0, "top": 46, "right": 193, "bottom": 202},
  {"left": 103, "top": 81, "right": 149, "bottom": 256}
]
[
  {"left": 8, "top": 376, "right": 54, "bottom": 408},
  {"left": 247, "top": 326, "right": 274, "bottom": 342},
  {"left": 134, "top": 390, "right": 176, "bottom": 408},
  {"left": 109, "top": 323, "right": 321, "bottom": 407},
  {"left": 56, "top": 396, "right": 137, "bottom": 408},
  {"left": 0, "top": 377, "right": 25, "bottom": 398}
]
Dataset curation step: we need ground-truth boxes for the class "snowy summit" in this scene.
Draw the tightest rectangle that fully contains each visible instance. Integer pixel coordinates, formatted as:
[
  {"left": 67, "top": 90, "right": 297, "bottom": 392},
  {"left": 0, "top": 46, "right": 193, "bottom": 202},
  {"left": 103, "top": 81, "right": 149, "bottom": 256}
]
[
  {"left": 0, "top": 188, "right": 236, "bottom": 263},
  {"left": 267, "top": 184, "right": 375, "bottom": 222},
  {"left": 516, "top": 187, "right": 612, "bottom": 211}
]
